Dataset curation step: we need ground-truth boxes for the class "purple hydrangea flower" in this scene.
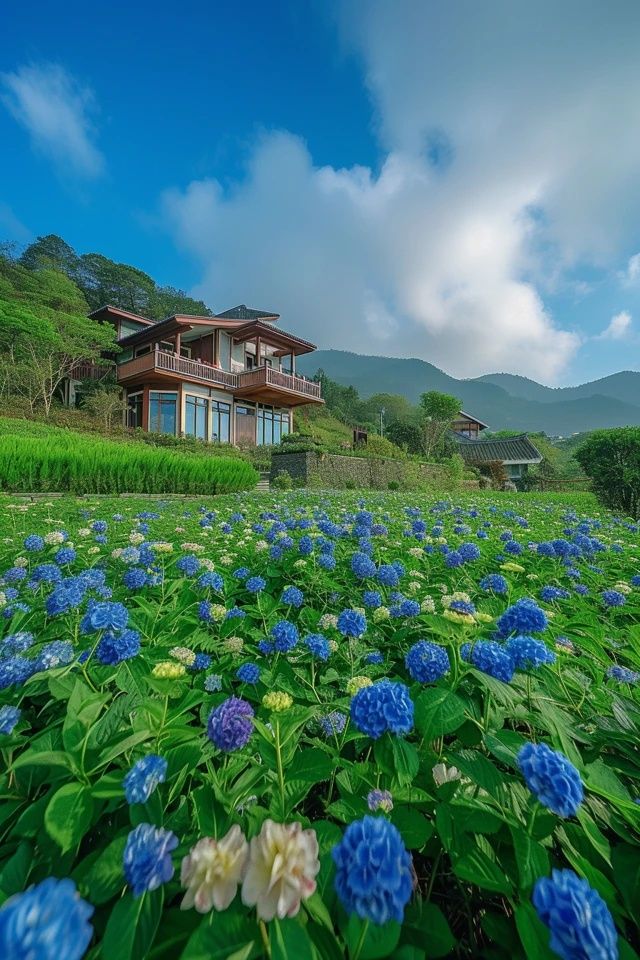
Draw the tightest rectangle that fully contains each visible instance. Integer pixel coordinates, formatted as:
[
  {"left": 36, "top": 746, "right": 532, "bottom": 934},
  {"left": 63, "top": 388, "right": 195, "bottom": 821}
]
[{"left": 207, "top": 697, "right": 254, "bottom": 751}]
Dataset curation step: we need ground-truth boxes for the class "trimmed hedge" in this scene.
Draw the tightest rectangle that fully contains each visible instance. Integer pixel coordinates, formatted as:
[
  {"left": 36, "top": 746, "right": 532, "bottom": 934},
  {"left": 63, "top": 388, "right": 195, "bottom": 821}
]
[{"left": 0, "top": 429, "right": 257, "bottom": 494}]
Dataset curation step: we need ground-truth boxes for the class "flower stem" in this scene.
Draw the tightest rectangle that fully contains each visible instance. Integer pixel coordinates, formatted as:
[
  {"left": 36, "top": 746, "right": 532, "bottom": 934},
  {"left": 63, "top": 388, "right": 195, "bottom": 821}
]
[{"left": 274, "top": 719, "right": 286, "bottom": 817}]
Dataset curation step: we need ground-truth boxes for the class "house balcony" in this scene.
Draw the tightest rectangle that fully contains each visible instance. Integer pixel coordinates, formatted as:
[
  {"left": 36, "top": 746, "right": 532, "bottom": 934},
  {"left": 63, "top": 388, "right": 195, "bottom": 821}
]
[{"left": 116, "top": 349, "right": 322, "bottom": 405}]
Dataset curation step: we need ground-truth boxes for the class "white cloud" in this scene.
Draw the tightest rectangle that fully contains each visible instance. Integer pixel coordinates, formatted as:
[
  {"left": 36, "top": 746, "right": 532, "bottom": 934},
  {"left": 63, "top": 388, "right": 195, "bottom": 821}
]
[
  {"left": 1, "top": 63, "right": 104, "bottom": 178},
  {"left": 620, "top": 252, "right": 640, "bottom": 286},
  {"left": 598, "top": 311, "right": 632, "bottom": 340},
  {"left": 163, "top": 1, "right": 640, "bottom": 381}
]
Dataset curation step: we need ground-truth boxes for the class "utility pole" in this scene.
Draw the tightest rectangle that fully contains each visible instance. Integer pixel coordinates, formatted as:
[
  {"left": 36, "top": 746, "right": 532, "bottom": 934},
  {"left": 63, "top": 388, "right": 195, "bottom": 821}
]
[{"left": 380, "top": 406, "right": 385, "bottom": 436}]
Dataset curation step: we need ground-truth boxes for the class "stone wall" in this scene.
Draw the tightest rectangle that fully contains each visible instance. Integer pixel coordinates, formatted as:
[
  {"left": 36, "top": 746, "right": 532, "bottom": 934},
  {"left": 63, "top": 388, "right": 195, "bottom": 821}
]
[{"left": 270, "top": 450, "right": 456, "bottom": 490}]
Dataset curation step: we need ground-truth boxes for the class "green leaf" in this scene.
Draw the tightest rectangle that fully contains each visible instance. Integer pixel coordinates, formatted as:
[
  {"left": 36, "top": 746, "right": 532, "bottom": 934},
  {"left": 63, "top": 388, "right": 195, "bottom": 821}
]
[
  {"left": 509, "top": 825, "right": 550, "bottom": 892},
  {"left": 79, "top": 835, "right": 127, "bottom": 904},
  {"left": 101, "top": 888, "right": 164, "bottom": 960},
  {"left": 179, "top": 911, "right": 260, "bottom": 959},
  {"left": 390, "top": 806, "right": 433, "bottom": 849},
  {"left": 447, "top": 749, "right": 504, "bottom": 794},
  {"left": 390, "top": 738, "right": 419, "bottom": 787},
  {"left": 0, "top": 842, "right": 32, "bottom": 898},
  {"left": 454, "top": 847, "right": 512, "bottom": 895},
  {"left": 403, "top": 902, "right": 455, "bottom": 957},
  {"left": 414, "top": 689, "right": 465, "bottom": 741},
  {"left": 345, "top": 915, "right": 401, "bottom": 960},
  {"left": 270, "top": 918, "right": 315, "bottom": 960},
  {"left": 287, "top": 747, "right": 334, "bottom": 783},
  {"left": 44, "top": 782, "right": 94, "bottom": 853},
  {"left": 514, "top": 903, "right": 557, "bottom": 959}
]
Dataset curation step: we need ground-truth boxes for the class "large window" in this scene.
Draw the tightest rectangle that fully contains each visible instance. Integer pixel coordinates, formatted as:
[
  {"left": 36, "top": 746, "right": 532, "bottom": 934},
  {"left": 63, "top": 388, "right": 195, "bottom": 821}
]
[
  {"left": 211, "top": 400, "right": 231, "bottom": 443},
  {"left": 257, "top": 406, "right": 290, "bottom": 445},
  {"left": 149, "top": 391, "right": 177, "bottom": 435},
  {"left": 185, "top": 395, "right": 208, "bottom": 440},
  {"left": 127, "top": 392, "right": 143, "bottom": 429}
]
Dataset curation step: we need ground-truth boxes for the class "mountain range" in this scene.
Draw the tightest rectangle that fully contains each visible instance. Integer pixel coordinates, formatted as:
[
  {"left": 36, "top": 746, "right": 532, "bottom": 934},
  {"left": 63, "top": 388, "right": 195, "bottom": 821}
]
[{"left": 296, "top": 350, "right": 640, "bottom": 435}]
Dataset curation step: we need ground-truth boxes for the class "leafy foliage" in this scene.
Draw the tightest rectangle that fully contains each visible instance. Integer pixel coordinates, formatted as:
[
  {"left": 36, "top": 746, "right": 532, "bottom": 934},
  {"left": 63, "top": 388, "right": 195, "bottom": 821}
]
[
  {"left": 0, "top": 488, "right": 637, "bottom": 959},
  {"left": 575, "top": 427, "right": 640, "bottom": 516}
]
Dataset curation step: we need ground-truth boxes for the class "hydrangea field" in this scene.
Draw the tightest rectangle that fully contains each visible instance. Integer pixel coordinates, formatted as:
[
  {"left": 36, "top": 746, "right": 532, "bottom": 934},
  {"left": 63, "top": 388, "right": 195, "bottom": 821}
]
[{"left": 0, "top": 490, "right": 638, "bottom": 960}]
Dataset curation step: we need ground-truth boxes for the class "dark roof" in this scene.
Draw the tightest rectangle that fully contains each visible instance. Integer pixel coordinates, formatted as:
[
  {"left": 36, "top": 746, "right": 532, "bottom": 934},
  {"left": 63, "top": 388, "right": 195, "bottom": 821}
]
[
  {"left": 89, "top": 305, "right": 155, "bottom": 326},
  {"left": 454, "top": 410, "right": 489, "bottom": 429},
  {"left": 215, "top": 304, "right": 279, "bottom": 321},
  {"left": 456, "top": 434, "right": 542, "bottom": 465}
]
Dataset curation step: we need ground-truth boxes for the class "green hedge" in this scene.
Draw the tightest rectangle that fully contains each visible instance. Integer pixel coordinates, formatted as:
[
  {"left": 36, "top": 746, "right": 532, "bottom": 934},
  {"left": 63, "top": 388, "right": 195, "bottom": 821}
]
[{"left": 0, "top": 430, "right": 257, "bottom": 494}]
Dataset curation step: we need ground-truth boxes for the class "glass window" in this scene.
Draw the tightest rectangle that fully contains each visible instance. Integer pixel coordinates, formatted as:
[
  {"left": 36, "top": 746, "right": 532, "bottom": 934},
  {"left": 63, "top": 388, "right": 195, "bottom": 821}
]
[
  {"left": 219, "top": 333, "right": 232, "bottom": 370},
  {"left": 135, "top": 344, "right": 152, "bottom": 357},
  {"left": 185, "top": 395, "right": 208, "bottom": 440},
  {"left": 149, "top": 391, "right": 177, "bottom": 435},
  {"left": 257, "top": 406, "right": 290, "bottom": 445},
  {"left": 127, "top": 393, "right": 143, "bottom": 429},
  {"left": 211, "top": 400, "right": 231, "bottom": 443}
]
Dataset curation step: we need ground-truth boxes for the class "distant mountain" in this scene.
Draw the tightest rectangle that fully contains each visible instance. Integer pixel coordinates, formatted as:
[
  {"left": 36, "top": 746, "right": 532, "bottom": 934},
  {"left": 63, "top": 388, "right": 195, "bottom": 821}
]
[{"left": 297, "top": 350, "right": 640, "bottom": 434}]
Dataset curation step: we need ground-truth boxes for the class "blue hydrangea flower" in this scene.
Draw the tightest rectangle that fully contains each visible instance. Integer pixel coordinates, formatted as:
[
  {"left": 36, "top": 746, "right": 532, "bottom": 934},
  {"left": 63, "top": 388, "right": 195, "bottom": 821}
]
[
  {"left": 0, "top": 656, "right": 35, "bottom": 690},
  {"left": 405, "top": 641, "right": 450, "bottom": 683},
  {"left": 282, "top": 586, "right": 304, "bottom": 608},
  {"left": 444, "top": 550, "right": 464, "bottom": 568},
  {"left": 246, "top": 576, "right": 266, "bottom": 594},
  {"left": 506, "top": 635, "right": 556, "bottom": 670},
  {"left": 362, "top": 590, "right": 382, "bottom": 609},
  {"left": 92, "top": 520, "right": 107, "bottom": 533},
  {"left": 367, "top": 789, "right": 393, "bottom": 813},
  {"left": 204, "top": 674, "right": 223, "bottom": 692},
  {"left": 496, "top": 598, "right": 548, "bottom": 638},
  {"left": 480, "top": 574, "right": 509, "bottom": 594},
  {"left": 0, "top": 877, "right": 93, "bottom": 960},
  {"left": 0, "top": 705, "right": 21, "bottom": 734},
  {"left": 365, "top": 651, "right": 384, "bottom": 664},
  {"left": 540, "top": 586, "right": 570, "bottom": 602},
  {"left": 602, "top": 590, "right": 626, "bottom": 608},
  {"left": 462, "top": 640, "right": 515, "bottom": 683},
  {"left": 190, "top": 653, "right": 212, "bottom": 672},
  {"left": 319, "top": 711, "right": 347, "bottom": 736},
  {"left": 351, "top": 553, "right": 377, "bottom": 579},
  {"left": 332, "top": 816, "right": 413, "bottom": 924},
  {"left": 337, "top": 609, "right": 367, "bottom": 638},
  {"left": 176, "top": 554, "right": 200, "bottom": 577},
  {"left": 23, "top": 534, "right": 45, "bottom": 552},
  {"left": 123, "top": 568, "right": 148, "bottom": 590},
  {"left": 35, "top": 640, "right": 74, "bottom": 671},
  {"left": 54, "top": 547, "right": 76, "bottom": 566},
  {"left": 318, "top": 554, "right": 336, "bottom": 571},
  {"left": 376, "top": 565, "right": 400, "bottom": 587},
  {"left": 533, "top": 869, "right": 618, "bottom": 960},
  {"left": 351, "top": 679, "right": 413, "bottom": 739},
  {"left": 270, "top": 620, "right": 299, "bottom": 653},
  {"left": 124, "top": 754, "right": 168, "bottom": 804},
  {"left": 607, "top": 665, "right": 640, "bottom": 683},
  {"left": 449, "top": 598, "right": 476, "bottom": 615},
  {"left": 81, "top": 601, "right": 129, "bottom": 634},
  {"left": 458, "top": 542, "right": 481, "bottom": 561},
  {"left": 123, "top": 823, "right": 178, "bottom": 896},
  {"left": 233, "top": 566, "right": 250, "bottom": 580},
  {"left": 198, "top": 571, "right": 224, "bottom": 591},
  {"left": 236, "top": 663, "right": 261, "bottom": 684},
  {"left": 207, "top": 697, "right": 254, "bottom": 751},
  {"left": 517, "top": 742, "right": 583, "bottom": 818},
  {"left": 96, "top": 629, "right": 141, "bottom": 665},
  {"left": 304, "top": 633, "right": 330, "bottom": 660}
]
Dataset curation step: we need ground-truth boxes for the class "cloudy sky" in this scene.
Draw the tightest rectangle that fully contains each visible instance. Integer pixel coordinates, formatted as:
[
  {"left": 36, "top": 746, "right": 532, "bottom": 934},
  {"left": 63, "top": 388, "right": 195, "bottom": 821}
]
[{"left": 2, "top": 0, "right": 640, "bottom": 384}]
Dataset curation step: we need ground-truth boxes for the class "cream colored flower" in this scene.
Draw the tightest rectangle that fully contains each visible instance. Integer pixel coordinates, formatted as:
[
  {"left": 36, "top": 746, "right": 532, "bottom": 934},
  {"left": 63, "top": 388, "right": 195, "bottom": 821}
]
[
  {"left": 347, "top": 676, "right": 372, "bottom": 695},
  {"left": 14, "top": 557, "right": 28, "bottom": 568},
  {"left": 78, "top": 528, "right": 91, "bottom": 537},
  {"left": 200, "top": 558, "right": 215, "bottom": 571},
  {"left": 241, "top": 820, "right": 320, "bottom": 921},
  {"left": 255, "top": 540, "right": 268, "bottom": 552},
  {"left": 0, "top": 592, "right": 6, "bottom": 609},
  {"left": 500, "top": 562, "right": 525, "bottom": 573},
  {"left": 432, "top": 763, "right": 461, "bottom": 786},
  {"left": 152, "top": 661, "right": 186, "bottom": 679},
  {"left": 170, "top": 646, "right": 196, "bottom": 666},
  {"left": 372, "top": 606, "right": 390, "bottom": 622},
  {"left": 262, "top": 692, "right": 293, "bottom": 712},
  {"left": 421, "top": 597, "right": 436, "bottom": 614},
  {"left": 44, "top": 531, "right": 65, "bottom": 545},
  {"left": 180, "top": 542, "right": 205, "bottom": 553},
  {"left": 208, "top": 604, "right": 228, "bottom": 622},
  {"left": 319, "top": 613, "right": 338, "bottom": 630},
  {"left": 223, "top": 636, "right": 244, "bottom": 655},
  {"left": 129, "top": 532, "right": 145, "bottom": 545},
  {"left": 220, "top": 554, "right": 233, "bottom": 566},
  {"left": 180, "top": 826, "right": 248, "bottom": 913},
  {"left": 615, "top": 581, "right": 632, "bottom": 594},
  {"left": 442, "top": 609, "right": 475, "bottom": 626},
  {"left": 154, "top": 542, "right": 174, "bottom": 554},
  {"left": 87, "top": 546, "right": 101, "bottom": 555}
]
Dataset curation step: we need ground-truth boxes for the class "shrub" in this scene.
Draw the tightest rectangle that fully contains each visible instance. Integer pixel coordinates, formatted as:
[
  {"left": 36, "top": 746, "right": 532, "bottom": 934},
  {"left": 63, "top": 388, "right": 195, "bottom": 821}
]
[
  {"left": 575, "top": 427, "right": 640, "bottom": 516},
  {"left": 271, "top": 470, "right": 293, "bottom": 491},
  {"left": 388, "top": 480, "right": 400, "bottom": 490}
]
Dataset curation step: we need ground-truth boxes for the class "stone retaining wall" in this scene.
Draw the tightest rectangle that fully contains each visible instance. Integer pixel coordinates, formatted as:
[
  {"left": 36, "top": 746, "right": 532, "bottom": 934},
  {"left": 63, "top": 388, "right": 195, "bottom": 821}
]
[{"left": 270, "top": 450, "right": 456, "bottom": 490}]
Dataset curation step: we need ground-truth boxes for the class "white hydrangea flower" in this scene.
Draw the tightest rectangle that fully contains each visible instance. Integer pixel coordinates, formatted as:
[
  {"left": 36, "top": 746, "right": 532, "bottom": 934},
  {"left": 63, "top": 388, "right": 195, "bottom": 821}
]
[
  {"left": 129, "top": 532, "right": 145, "bottom": 545},
  {"left": 181, "top": 826, "right": 248, "bottom": 913},
  {"left": 44, "top": 532, "right": 65, "bottom": 545},
  {"left": 241, "top": 820, "right": 320, "bottom": 921},
  {"left": 432, "top": 763, "right": 461, "bottom": 786},
  {"left": 14, "top": 557, "right": 28, "bottom": 568}
]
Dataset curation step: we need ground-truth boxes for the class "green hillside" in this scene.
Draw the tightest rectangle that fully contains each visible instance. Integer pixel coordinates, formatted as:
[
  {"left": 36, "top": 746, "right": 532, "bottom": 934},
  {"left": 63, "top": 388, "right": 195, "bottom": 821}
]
[{"left": 297, "top": 350, "right": 640, "bottom": 434}]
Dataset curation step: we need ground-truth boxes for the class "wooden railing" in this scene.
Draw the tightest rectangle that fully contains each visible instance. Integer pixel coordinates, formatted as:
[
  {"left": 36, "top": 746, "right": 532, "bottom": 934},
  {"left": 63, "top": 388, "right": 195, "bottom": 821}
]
[
  {"left": 71, "top": 363, "right": 111, "bottom": 381},
  {"left": 237, "top": 365, "right": 322, "bottom": 399},
  {"left": 116, "top": 351, "right": 321, "bottom": 399}
]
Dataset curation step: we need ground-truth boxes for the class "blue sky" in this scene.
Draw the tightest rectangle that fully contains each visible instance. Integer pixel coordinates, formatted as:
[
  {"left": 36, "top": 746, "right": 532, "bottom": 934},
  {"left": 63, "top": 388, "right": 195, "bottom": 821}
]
[{"left": 2, "top": 0, "right": 640, "bottom": 385}]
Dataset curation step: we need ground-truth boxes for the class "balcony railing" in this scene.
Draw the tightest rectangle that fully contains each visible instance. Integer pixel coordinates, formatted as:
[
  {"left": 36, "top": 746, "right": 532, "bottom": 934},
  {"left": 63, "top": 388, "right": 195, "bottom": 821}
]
[
  {"left": 71, "top": 363, "right": 111, "bottom": 381},
  {"left": 116, "top": 350, "right": 321, "bottom": 400}
]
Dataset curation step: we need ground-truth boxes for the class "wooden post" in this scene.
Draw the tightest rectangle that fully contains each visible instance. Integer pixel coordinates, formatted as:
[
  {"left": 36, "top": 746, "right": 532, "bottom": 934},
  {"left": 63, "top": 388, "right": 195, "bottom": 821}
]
[
  {"left": 175, "top": 332, "right": 181, "bottom": 357},
  {"left": 291, "top": 352, "right": 296, "bottom": 375},
  {"left": 256, "top": 336, "right": 261, "bottom": 367},
  {"left": 142, "top": 385, "right": 150, "bottom": 431}
]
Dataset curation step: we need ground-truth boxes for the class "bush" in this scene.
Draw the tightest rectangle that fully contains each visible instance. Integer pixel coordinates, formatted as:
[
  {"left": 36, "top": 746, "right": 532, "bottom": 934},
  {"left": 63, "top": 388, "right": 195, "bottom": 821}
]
[
  {"left": 271, "top": 470, "right": 293, "bottom": 490},
  {"left": 0, "top": 424, "right": 257, "bottom": 494},
  {"left": 388, "top": 480, "right": 400, "bottom": 490},
  {"left": 575, "top": 427, "right": 640, "bottom": 516}
]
